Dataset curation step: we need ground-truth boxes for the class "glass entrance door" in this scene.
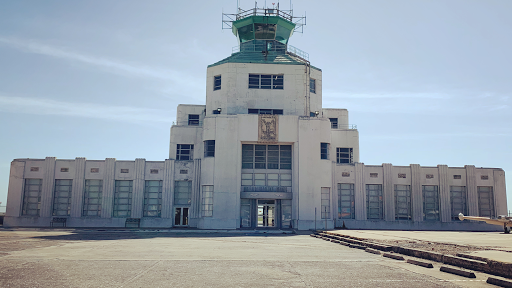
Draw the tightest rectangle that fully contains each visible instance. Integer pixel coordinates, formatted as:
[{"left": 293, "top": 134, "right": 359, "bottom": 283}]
[
  {"left": 257, "top": 200, "right": 275, "bottom": 227},
  {"left": 174, "top": 207, "right": 189, "bottom": 226}
]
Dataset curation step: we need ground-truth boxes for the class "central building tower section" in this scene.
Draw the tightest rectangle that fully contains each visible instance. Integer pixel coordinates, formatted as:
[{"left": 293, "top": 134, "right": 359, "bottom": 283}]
[{"left": 170, "top": 6, "right": 359, "bottom": 230}]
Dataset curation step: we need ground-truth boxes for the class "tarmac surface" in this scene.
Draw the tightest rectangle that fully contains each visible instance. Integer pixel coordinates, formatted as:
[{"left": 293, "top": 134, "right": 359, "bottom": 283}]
[{"left": 0, "top": 228, "right": 509, "bottom": 287}]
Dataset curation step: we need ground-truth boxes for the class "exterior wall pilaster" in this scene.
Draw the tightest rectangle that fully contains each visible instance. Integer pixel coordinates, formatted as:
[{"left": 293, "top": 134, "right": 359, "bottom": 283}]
[
  {"left": 70, "top": 157, "right": 86, "bottom": 217},
  {"left": 161, "top": 159, "right": 175, "bottom": 219},
  {"left": 131, "top": 158, "right": 146, "bottom": 218},
  {"left": 191, "top": 159, "right": 202, "bottom": 219},
  {"left": 40, "top": 157, "right": 56, "bottom": 217},
  {"left": 101, "top": 158, "right": 116, "bottom": 218},
  {"left": 6, "top": 160, "right": 26, "bottom": 217},
  {"left": 383, "top": 163, "right": 394, "bottom": 221},
  {"left": 493, "top": 169, "right": 507, "bottom": 216},
  {"left": 438, "top": 165, "right": 451, "bottom": 222},
  {"left": 466, "top": 165, "right": 478, "bottom": 216},
  {"left": 354, "top": 162, "right": 366, "bottom": 220},
  {"left": 411, "top": 164, "right": 422, "bottom": 222}
]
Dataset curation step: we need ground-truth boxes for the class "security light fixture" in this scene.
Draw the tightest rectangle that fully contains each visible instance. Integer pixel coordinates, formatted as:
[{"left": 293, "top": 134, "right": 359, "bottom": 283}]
[
  {"left": 217, "top": 108, "right": 222, "bottom": 113},
  {"left": 315, "top": 111, "right": 319, "bottom": 116}
]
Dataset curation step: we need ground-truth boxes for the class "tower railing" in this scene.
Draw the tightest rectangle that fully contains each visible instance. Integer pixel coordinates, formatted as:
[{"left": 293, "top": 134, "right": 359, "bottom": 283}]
[{"left": 231, "top": 43, "right": 309, "bottom": 62}]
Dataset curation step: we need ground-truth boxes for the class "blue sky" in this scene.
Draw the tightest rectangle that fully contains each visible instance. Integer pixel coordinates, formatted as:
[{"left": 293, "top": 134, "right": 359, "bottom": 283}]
[{"left": 0, "top": 0, "right": 510, "bottom": 212}]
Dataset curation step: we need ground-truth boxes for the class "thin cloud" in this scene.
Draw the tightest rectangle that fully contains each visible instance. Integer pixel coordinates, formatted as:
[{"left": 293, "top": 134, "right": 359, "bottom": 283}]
[
  {"left": 0, "top": 36, "right": 199, "bottom": 85},
  {"left": 0, "top": 94, "right": 173, "bottom": 124}
]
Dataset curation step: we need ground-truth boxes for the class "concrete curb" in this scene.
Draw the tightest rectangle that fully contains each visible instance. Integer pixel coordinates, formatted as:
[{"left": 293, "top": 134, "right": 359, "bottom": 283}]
[
  {"left": 440, "top": 266, "right": 476, "bottom": 278},
  {"left": 407, "top": 259, "right": 434, "bottom": 268},
  {"left": 365, "top": 248, "right": 381, "bottom": 255},
  {"left": 487, "top": 277, "right": 512, "bottom": 288},
  {"left": 383, "top": 253, "right": 405, "bottom": 261}
]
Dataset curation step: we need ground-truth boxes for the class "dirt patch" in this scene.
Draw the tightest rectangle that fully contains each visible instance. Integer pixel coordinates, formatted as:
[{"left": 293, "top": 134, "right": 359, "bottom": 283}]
[{"left": 368, "top": 238, "right": 500, "bottom": 256}]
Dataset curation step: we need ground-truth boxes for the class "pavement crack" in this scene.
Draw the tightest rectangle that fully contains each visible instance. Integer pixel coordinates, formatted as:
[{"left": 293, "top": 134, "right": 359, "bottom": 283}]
[{"left": 117, "top": 260, "right": 161, "bottom": 287}]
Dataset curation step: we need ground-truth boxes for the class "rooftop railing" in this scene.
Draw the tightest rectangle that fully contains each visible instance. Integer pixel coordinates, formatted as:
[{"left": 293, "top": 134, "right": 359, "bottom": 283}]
[
  {"left": 171, "top": 120, "right": 203, "bottom": 127},
  {"left": 231, "top": 43, "right": 309, "bottom": 62}
]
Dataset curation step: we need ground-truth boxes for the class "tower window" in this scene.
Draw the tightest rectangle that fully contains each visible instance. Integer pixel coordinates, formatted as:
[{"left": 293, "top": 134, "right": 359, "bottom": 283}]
[
  {"left": 320, "top": 143, "right": 329, "bottom": 160},
  {"left": 214, "top": 75, "right": 221, "bottom": 91},
  {"left": 336, "top": 148, "right": 353, "bottom": 164},
  {"left": 188, "top": 114, "right": 199, "bottom": 126},
  {"left": 310, "top": 78, "right": 316, "bottom": 93},
  {"left": 204, "top": 140, "right": 215, "bottom": 157},
  {"left": 176, "top": 144, "right": 194, "bottom": 160},
  {"left": 248, "top": 74, "right": 283, "bottom": 89},
  {"left": 329, "top": 118, "right": 338, "bottom": 129},
  {"left": 248, "top": 109, "right": 283, "bottom": 115}
]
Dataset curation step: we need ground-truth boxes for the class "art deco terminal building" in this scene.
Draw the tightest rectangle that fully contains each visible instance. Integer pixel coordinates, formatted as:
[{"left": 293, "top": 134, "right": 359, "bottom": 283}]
[{"left": 4, "top": 7, "right": 507, "bottom": 230}]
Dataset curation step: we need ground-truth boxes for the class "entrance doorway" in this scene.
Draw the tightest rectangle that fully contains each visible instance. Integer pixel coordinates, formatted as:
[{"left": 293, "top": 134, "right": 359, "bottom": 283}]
[
  {"left": 174, "top": 207, "right": 189, "bottom": 226},
  {"left": 257, "top": 200, "right": 275, "bottom": 227}
]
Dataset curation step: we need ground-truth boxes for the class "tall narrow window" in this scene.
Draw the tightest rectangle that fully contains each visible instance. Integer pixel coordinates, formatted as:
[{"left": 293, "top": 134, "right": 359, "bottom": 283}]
[
  {"left": 336, "top": 148, "right": 353, "bottom": 164},
  {"left": 174, "top": 180, "right": 192, "bottom": 226},
  {"left": 321, "top": 187, "right": 330, "bottom": 219},
  {"left": 113, "top": 180, "right": 132, "bottom": 218},
  {"left": 188, "top": 114, "right": 199, "bottom": 126},
  {"left": 310, "top": 78, "right": 316, "bottom": 93},
  {"left": 366, "top": 184, "right": 383, "bottom": 220},
  {"left": 144, "top": 180, "right": 162, "bottom": 217},
  {"left": 83, "top": 179, "right": 103, "bottom": 217},
  {"left": 202, "top": 185, "right": 213, "bottom": 217},
  {"left": 329, "top": 118, "right": 338, "bottom": 129},
  {"left": 423, "top": 185, "right": 439, "bottom": 221},
  {"left": 338, "top": 183, "right": 354, "bottom": 219},
  {"left": 478, "top": 186, "right": 494, "bottom": 218},
  {"left": 320, "top": 143, "right": 329, "bottom": 160},
  {"left": 176, "top": 144, "right": 193, "bottom": 160},
  {"left": 213, "top": 75, "right": 221, "bottom": 91},
  {"left": 53, "top": 179, "right": 72, "bottom": 216},
  {"left": 22, "top": 179, "right": 42, "bottom": 216},
  {"left": 395, "top": 185, "right": 411, "bottom": 220},
  {"left": 450, "top": 186, "right": 467, "bottom": 220},
  {"left": 204, "top": 140, "right": 215, "bottom": 157}
]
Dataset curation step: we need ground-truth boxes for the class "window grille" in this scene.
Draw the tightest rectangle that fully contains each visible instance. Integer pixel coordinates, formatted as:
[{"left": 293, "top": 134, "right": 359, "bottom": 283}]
[
  {"left": 202, "top": 185, "right": 213, "bottom": 217},
  {"left": 214, "top": 75, "right": 221, "bottom": 91},
  {"left": 423, "top": 185, "right": 439, "bottom": 221},
  {"left": 204, "top": 140, "right": 215, "bottom": 157},
  {"left": 113, "top": 180, "right": 133, "bottom": 218},
  {"left": 22, "top": 179, "right": 42, "bottom": 216},
  {"left": 336, "top": 148, "right": 353, "bottom": 164},
  {"left": 188, "top": 114, "right": 200, "bottom": 125},
  {"left": 242, "top": 144, "right": 291, "bottom": 169},
  {"left": 310, "top": 78, "right": 316, "bottom": 93},
  {"left": 174, "top": 181, "right": 192, "bottom": 205},
  {"left": 144, "top": 180, "right": 162, "bottom": 217},
  {"left": 248, "top": 74, "right": 283, "bottom": 89},
  {"left": 366, "top": 184, "right": 383, "bottom": 220},
  {"left": 321, "top": 187, "right": 330, "bottom": 219},
  {"left": 53, "top": 179, "right": 72, "bottom": 216},
  {"left": 83, "top": 180, "right": 102, "bottom": 216},
  {"left": 477, "top": 186, "right": 494, "bottom": 218},
  {"left": 176, "top": 144, "right": 193, "bottom": 160},
  {"left": 395, "top": 185, "right": 411, "bottom": 220},
  {"left": 320, "top": 143, "right": 329, "bottom": 160},
  {"left": 329, "top": 118, "right": 338, "bottom": 129},
  {"left": 338, "top": 183, "right": 354, "bottom": 219},
  {"left": 450, "top": 186, "right": 467, "bottom": 220}
]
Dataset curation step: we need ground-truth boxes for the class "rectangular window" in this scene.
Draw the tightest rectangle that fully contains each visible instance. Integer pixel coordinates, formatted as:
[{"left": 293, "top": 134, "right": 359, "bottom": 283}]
[
  {"left": 113, "top": 180, "right": 133, "bottom": 218},
  {"left": 321, "top": 187, "right": 330, "bottom": 219},
  {"left": 242, "top": 144, "right": 292, "bottom": 170},
  {"left": 310, "top": 78, "right": 316, "bottom": 93},
  {"left": 214, "top": 75, "right": 221, "bottom": 91},
  {"left": 423, "top": 185, "right": 439, "bottom": 221},
  {"left": 366, "top": 184, "right": 383, "bottom": 220},
  {"left": 395, "top": 185, "right": 411, "bottom": 220},
  {"left": 176, "top": 144, "right": 194, "bottom": 160},
  {"left": 204, "top": 140, "right": 215, "bottom": 157},
  {"left": 248, "top": 74, "right": 284, "bottom": 89},
  {"left": 22, "top": 179, "right": 42, "bottom": 216},
  {"left": 338, "top": 183, "right": 354, "bottom": 219},
  {"left": 202, "top": 185, "right": 213, "bottom": 217},
  {"left": 329, "top": 118, "right": 338, "bottom": 129},
  {"left": 144, "top": 180, "right": 162, "bottom": 217},
  {"left": 188, "top": 114, "right": 200, "bottom": 126},
  {"left": 53, "top": 179, "right": 72, "bottom": 216},
  {"left": 478, "top": 186, "right": 494, "bottom": 218},
  {"left": 248, "top": 109, "right": 283, "bottom": 115},
  {"left": 320, "top": 143, "right": 329, "bottom": 160},
  {"left": 281, "top": 199, "right": 292, "bottom": 228},
  {"left": 174, "top": 181, "right": 192, "bottom": 205},
  {"left": 83, "top": 179, "right": 103, "bottom": 217},
  {"left": 450, "top": 186, "right": 467, "bottom": 221},
  {"left": 336, "top": 148, "right": 353, "bottom": 164}
]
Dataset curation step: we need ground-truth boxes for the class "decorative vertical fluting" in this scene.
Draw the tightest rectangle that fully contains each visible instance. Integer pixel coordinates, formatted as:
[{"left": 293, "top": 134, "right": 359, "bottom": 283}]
[
  {"left": 40, "top": 157, "right": 56, "bottom": 217},
  {"left": 131, "top": 158, "right": 146, "bottom": 218},
  {"left": 438, "top": 165, "right": 451, "bottom": 222},
  {"left": 161, "top": 159, "right": 174, "bottom": 219},
  {"left": 354, "top": 162, "right": 366, "bottom": 220},
  {"left": 383, "top": 163, "right": 394, "bottom": 221},
  {"left": 70, "top": 157, "right": 86, "bottom": 217},
  {"left": 465, "top": 165, "right": 478, "bottom": 216},
  {"left": 6, "top": 160, "right": 26, "bottom": 217},
  {"left": 410, "top": 164, "right": 422, "bottom": 222},
  {"left": 191, "top": 159, "right": 202, "bottom": 220},
  {"left": 493, "top": 169, "right": 506, "bottom": 216},
  {"left": 101, "top": 158, "right": 116, "bottom": 218}
]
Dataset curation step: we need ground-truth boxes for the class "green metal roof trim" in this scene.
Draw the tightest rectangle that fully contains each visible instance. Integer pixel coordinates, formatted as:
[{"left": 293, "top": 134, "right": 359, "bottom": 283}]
[{"left": 208, "top": 51, "right": 321, "bottom": 71}]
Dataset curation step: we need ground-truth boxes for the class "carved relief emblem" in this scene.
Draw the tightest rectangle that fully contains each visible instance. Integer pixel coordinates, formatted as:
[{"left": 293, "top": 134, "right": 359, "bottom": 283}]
[{"left": 258, "top": 115, "right": 278, "bottom": 142}]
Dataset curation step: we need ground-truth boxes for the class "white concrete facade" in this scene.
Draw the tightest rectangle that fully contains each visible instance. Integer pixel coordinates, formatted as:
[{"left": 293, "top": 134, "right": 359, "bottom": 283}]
[{"left": 3, "top": 12, "right": 507, "bottom": 231}]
